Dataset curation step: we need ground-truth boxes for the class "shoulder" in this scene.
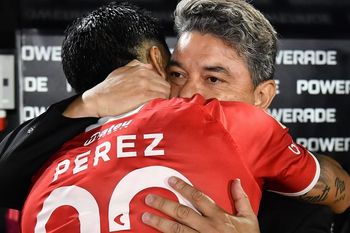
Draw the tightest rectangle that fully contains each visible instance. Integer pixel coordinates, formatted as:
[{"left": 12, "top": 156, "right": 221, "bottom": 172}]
[{"left": 205, "top": 99, "right": 282, "bottom": 129}]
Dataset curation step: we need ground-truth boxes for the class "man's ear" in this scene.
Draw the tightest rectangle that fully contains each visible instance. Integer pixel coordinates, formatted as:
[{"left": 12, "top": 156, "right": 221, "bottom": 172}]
[
  {"left": 253, "top": 80, "right": 276, "bottom": 110},
  {"left": 148, "top": 46, "right": 167, "bottom": 79}
]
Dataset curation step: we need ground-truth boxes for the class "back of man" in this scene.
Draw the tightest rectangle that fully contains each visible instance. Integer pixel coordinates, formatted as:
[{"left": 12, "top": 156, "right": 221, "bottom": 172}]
[
  {"left": 21, "top": 96, "right": 260, "bottom": 232},
  {"left": 20, "top": 95, "right": 320, "bottom": 232}
]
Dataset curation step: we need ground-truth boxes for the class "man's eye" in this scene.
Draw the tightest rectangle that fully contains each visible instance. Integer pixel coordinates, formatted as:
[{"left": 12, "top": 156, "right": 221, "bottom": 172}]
[
  {"left": 169, "top": 72, "right": 184, "bottom": 79},
  {"left": 168, "top": 71, "right": 187, "bottom": 86},
  {"left": 208, "top": 77, "right": 222, "bottom": 83}
]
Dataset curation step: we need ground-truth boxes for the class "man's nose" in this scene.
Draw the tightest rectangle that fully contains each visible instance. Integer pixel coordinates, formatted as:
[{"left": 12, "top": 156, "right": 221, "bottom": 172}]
[{"left": 178, "top": 80, "right": 205, "bottom": 98}]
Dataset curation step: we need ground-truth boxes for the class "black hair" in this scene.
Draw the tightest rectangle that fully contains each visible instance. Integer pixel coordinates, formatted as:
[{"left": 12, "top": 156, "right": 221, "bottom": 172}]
[{"left": 62, "top": 1, "right": 170, "bottom": 93}]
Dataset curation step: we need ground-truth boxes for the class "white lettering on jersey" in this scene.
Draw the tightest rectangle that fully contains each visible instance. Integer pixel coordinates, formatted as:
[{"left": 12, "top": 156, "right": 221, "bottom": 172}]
[
  {"left": 144, "top": 133, "right": 164, "bottom": 156},
  {"left": 34, "top": 186, "right": 100, "bottom": 233},
  {"left": 116, "top": 133, "right": 164, "bottom": 158},
  {"left": 73, "top": 151, "right": 90, "bottom": 175},
  {"left": 53, "top": 133, "right": 165, "bottom": 182},
  {"left": 93, "top": 141, "right": 111, "bottom": 166},
  {"left": 35, "top": 167, "right": 195, "bottom": 232},
  {"left": 108, "top": 166, "right": 195, "bottom": 231},
  {"left": 288, "top": 143, "right": 301, "bottom": 155},
  {"left": 53, "top": 160, "right": 70, "bottom": 182},
  {"left": 84, "top": 120, "right": 133, "bottom": 146},
  {"left": 84, "top": 132, "right": 99, "bottom": 146},
  {"left": 117, "top": 135, "right": 137, "bottom": 158}
]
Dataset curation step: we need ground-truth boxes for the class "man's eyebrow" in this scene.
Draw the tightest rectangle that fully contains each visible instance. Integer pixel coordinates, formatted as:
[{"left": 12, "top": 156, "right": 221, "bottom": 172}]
[
  {"left": 167, "top": 61, "right": 231, "bottom": 76},
  {"left": 204, "top": 66, "right": 230, "bottom": 75},
  {"left": 167, "top": 60, "right": 182, "bottom": 67}
]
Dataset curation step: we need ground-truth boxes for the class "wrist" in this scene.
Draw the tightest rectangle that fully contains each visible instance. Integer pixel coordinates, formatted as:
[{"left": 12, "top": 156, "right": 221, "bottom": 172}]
[{"left": 63, "top": 94, "right": 99, "bottom": 118}]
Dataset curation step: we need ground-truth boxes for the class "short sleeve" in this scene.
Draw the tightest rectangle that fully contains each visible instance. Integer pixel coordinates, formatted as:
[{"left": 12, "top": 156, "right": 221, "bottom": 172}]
[{"left": 204, "top": 100, "right": 320, "bottom": 196}]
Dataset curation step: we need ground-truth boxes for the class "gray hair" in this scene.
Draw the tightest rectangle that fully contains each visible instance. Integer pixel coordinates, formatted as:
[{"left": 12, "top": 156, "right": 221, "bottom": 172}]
[{"left": 174, "top": 0, "right": 277, "bottom": 87}]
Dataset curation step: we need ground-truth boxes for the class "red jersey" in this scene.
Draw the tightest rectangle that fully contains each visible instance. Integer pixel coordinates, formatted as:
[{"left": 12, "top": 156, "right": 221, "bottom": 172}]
[{"left": 21, "top": 95, "right": 319, "bottom": 233}]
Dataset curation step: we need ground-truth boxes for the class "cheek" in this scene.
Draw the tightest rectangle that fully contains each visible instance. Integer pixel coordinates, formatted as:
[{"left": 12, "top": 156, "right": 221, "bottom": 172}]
[
  {"left": 228, "top": 92, "right": 255, "bottom": 104},
  {"left": 217, "top": 88, "right": 255, "bottom": 103},
  {"left": 239, "top": 95, "right": 255, "bottom": 104},
  {"left": 201, "top": 89, "right": 221, "bottom": 100},
  {"left": 226, "top": 82, "right": 255, "bottom": 103}
]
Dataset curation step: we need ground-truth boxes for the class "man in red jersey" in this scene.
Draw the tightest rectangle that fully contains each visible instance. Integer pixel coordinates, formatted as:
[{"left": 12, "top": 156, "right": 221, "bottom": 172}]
[
  {"left": 18, "top": 2, "right": 263, "bottom": 233},
  {"left": 22, "top": 94, "right": 287, "bottom": 232}
]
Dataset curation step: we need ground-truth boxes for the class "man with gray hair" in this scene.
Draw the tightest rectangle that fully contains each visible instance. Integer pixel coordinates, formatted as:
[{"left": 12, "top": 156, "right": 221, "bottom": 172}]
[
  {"left": 144, "top": 0, "right": 341, "bottom": 232},
  {"left": 174, "top": 0, "right": 277, "bottom": 88}
]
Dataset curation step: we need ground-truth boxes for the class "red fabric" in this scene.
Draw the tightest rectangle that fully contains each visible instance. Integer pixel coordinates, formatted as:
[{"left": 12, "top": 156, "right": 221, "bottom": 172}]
[{"left": 21, "top": 95, "right": 317, "bottom": 233}]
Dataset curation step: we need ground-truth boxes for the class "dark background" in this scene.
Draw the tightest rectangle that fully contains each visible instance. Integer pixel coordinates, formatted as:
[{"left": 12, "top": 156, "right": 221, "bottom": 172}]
[{"left": 1, "top": 0, "right": 350, "bottom": 50}]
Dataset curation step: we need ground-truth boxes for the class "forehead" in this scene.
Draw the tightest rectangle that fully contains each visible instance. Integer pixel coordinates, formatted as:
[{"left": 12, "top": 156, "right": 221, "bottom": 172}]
[
  {"left": 173, "top": 32, "right": 246, "bottom": 63},
  {"left": 171, "top": 32, "right": 249, "bottom": 74}
]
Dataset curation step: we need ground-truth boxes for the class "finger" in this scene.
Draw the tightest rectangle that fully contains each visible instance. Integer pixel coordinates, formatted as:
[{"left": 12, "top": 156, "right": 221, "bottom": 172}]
[
  {"left": 168, "top": 176, "right": 222, "bottom": 217},
  {"left": 143, "top": 89, "right": 170, "bottom": 100},
  {"left": 230, "top": 179, "right": 254, "bottom": 217},
  {"left": 125, "top": 59, "right": 154, "bottom": 69},
  {"left": 143, "top": 80, "right": 170, "bottom": 98},
  {"left": 145, "top": 194, "right": 207, "bottom": 231},
  {"left": 125, "top": 59, "right": 142, "bottom": 67},
  {"left": 128, "top": 74, "right": 169, "bottom": 99},
  {"left": 142, "top": 73, "right": 171, "bottom": 88},
  {"left": 106, "top": 65, "right": 134, "bottom": 78},
  {"left": 106, "top": 63, "right": 149, "bottom": 80},
  {"left": 142, "top": 212, "right": 197, "bottom": 233},
  {"left": 131, "top": 72, "right": 170, "bottom": 98}
]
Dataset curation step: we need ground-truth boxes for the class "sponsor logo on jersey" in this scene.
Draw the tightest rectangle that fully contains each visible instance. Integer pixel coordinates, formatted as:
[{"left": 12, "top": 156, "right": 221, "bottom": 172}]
[
  {"left": 288, "top": 143, "right": 301, "bottom": 155},
  {"left": 84, "top": 120, "right": 133, "bottom": 146}
]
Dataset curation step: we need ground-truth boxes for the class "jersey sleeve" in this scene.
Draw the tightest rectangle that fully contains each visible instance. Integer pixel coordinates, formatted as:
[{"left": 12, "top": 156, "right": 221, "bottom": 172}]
[
  {"left": 0, "top": 95, "right": 98, "bottom": 209},
  {"left": 204, "top": 100, "right": 320, "bottom": 196}
]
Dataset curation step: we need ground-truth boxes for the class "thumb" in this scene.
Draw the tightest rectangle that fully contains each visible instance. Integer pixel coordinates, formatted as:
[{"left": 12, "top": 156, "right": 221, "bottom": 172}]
[{"left": 231, "top": 179, "right": 254, "bottom": 217}]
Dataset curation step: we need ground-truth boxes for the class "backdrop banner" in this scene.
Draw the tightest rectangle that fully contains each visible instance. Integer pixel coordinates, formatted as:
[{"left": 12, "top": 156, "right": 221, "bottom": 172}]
[
  {"left": 16, "top": 30, "right": 73, "bottom": 123},
  {"left": 271, "top": 39, "right": 350, "bottom": 172},
  {"left": 16, "top": 31, "right": 350, "bottom": 171}
]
